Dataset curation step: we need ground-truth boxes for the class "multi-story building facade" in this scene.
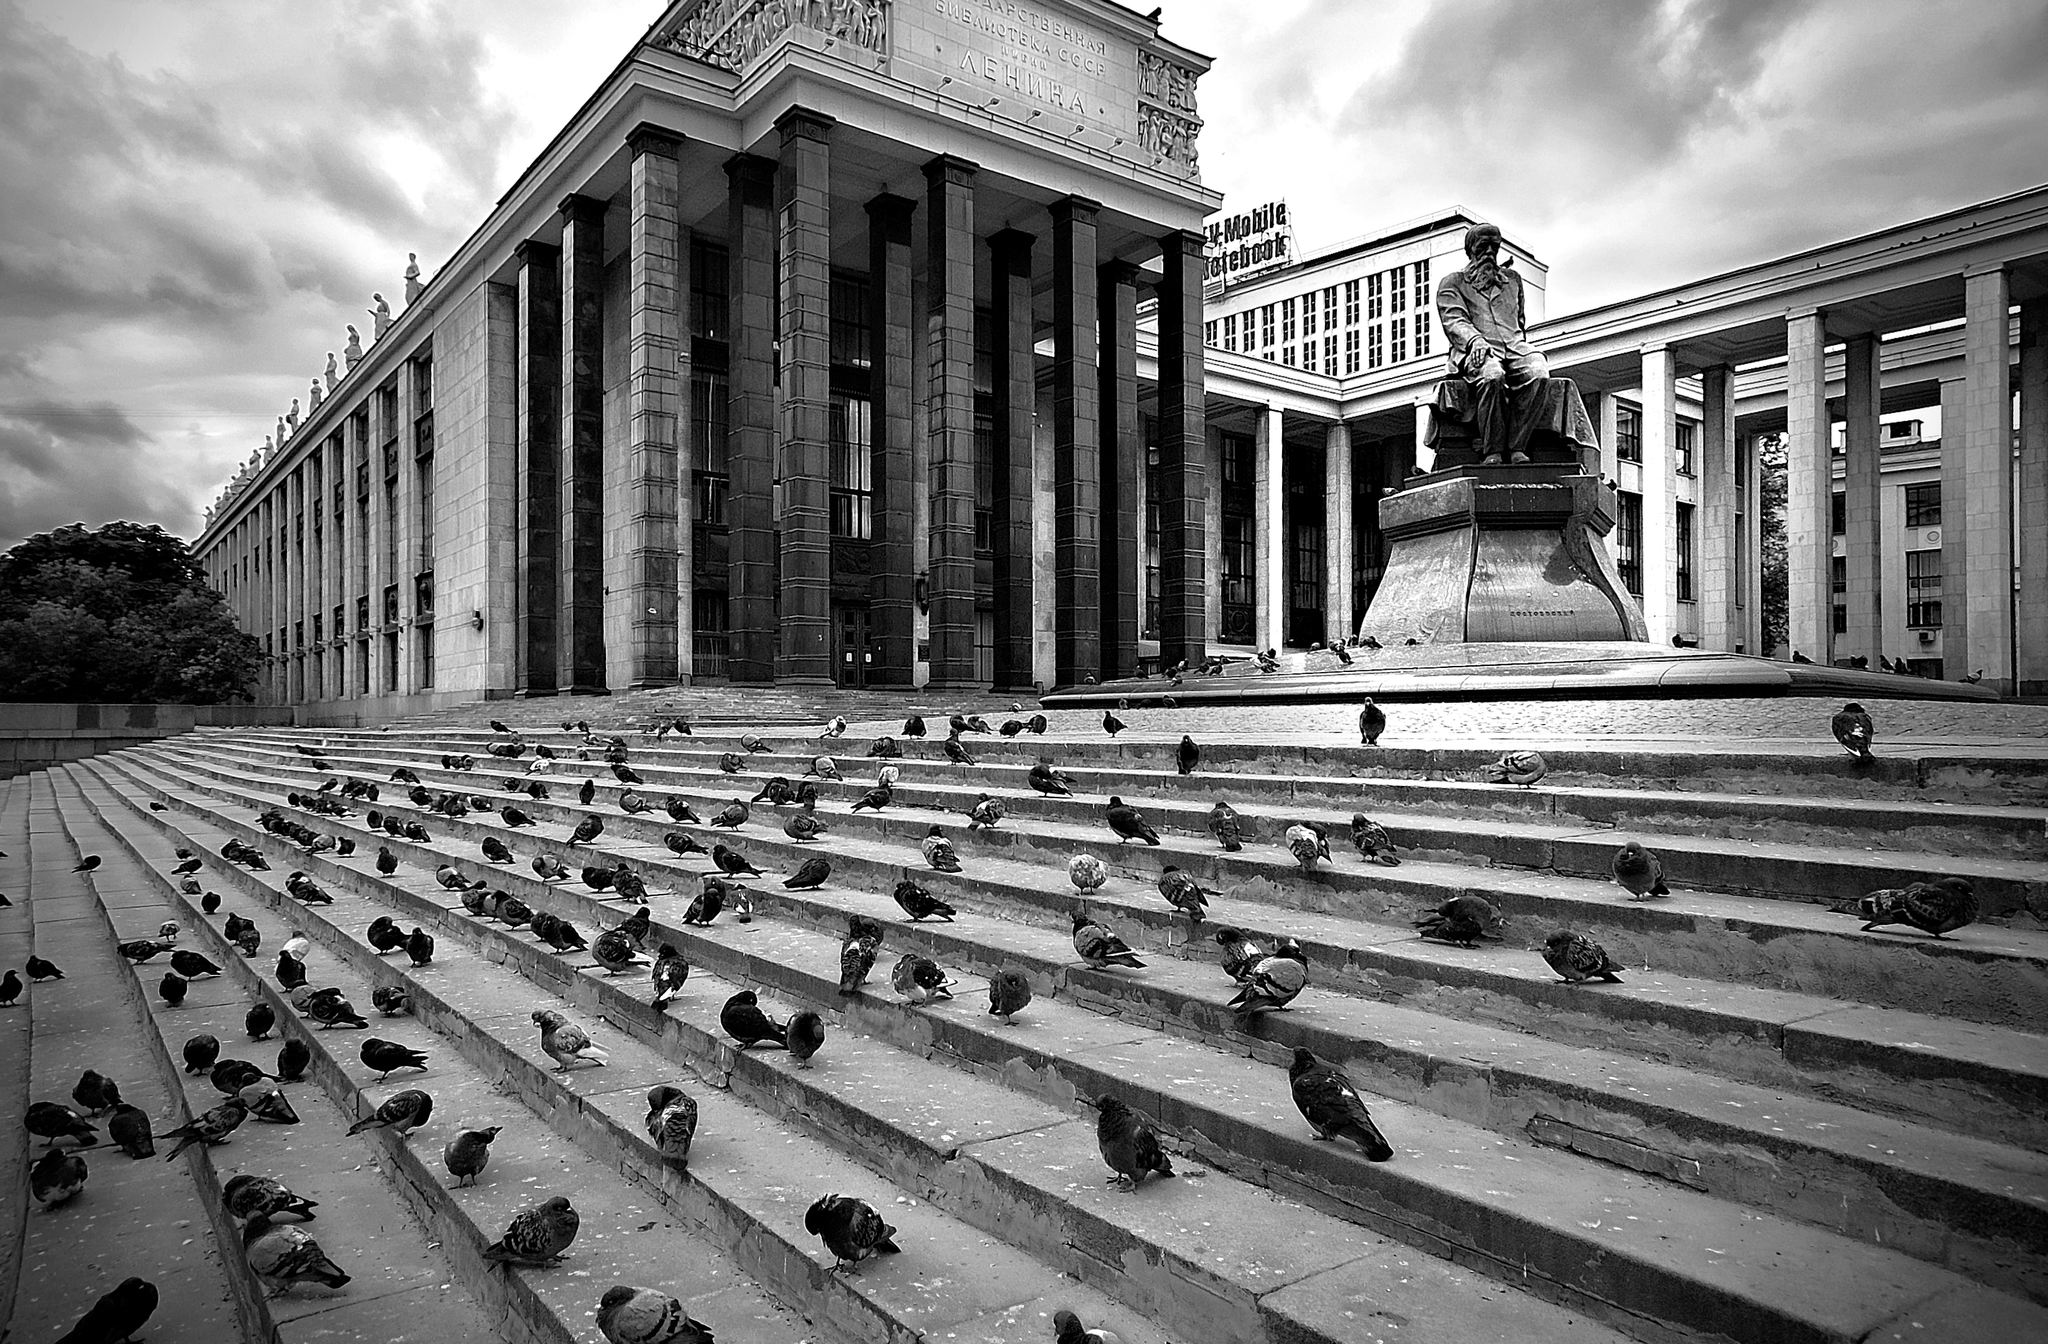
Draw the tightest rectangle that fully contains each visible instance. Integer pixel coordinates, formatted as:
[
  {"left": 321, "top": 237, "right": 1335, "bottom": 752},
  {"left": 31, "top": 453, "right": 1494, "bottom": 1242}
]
[{"left": 193, "top": 5, "right": 2048, "bottom": 709}]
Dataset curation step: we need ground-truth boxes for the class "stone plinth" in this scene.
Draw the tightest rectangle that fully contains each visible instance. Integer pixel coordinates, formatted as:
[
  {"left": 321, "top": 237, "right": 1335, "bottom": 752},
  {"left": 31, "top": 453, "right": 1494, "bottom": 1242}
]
[{"left": 1361, "top": 464, "right": 1647, "bottom": 644}]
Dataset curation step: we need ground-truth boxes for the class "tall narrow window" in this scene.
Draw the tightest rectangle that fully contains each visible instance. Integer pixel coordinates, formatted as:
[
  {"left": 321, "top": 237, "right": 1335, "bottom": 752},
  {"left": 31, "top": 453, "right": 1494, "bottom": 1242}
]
[
  {"left": 1830, "top": 492, "right": 1845, "bottom": 536},
  {"left": 1366, "top": 273, "right": 1383, "bottom": 320},
  {"left": 1302, "top": 298, "right": 1317, "bottom": 338},
  {"left": 1344, "top": 328, "right": 1360, "bottom": 375},
  {"left": 1281, "top": 297, "right": 1296, "bottom": 343},
  {"left": 1222, "top": 313, "right": 1237, "bottom": 352},
  {"left": 1831, "top": 555, "right": 1848, "bottom": 634},
  {"left": 1389, "top": 265, "right": 1407, "bottom": 314},
  {"left": 1412, "top": 258, "right": 1431, "bottom": 309},
  {"left": 1414, "top": 309, "right": 1431, "bottom": 357},
  {"left": 1905, "top": 483, "right": 1941, "bottom": 527},
  {"left": 1343, "top": 280, "right": 1360, "bottom": 326},
  {"left": 829, "top": 391, "right": 873, "bottom": 539},
  {"left": 1675, "top": 502, "right": 1695, "bottom": 601},
  {"left": 1615, "top": 403, "right": 1642, "bottom": 463},
  {"left": 1675, "top": 420, "right": 1697, "bottom": 475},
  {"left": 1905, "top": 548, "right": 1942, "bottom": 627},
  {"left": 692, "top": 368, "right": 730, "bottom": 524},
  {"left": 1614, "top": 490, "right": 1643, "bottom": 595},
  {"left": 1389, "top": 316, "right": 1407, "bottom": 364}
]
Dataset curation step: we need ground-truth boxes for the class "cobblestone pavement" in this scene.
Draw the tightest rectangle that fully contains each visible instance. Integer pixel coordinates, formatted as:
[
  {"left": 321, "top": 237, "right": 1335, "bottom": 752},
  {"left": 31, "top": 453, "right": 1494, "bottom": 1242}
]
[{"left": 399, "top": 687, "right": 2048, "bottom": 756}]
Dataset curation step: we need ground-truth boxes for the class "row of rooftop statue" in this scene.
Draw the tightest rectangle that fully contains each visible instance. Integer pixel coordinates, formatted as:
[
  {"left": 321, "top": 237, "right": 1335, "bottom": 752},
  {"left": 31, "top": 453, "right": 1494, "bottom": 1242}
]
[
  {"left": 206, "top": 254, "right": 430, "bottom": 527},
  {"left": 208, "top": 221, "right": 1591, "bottom": 530}
]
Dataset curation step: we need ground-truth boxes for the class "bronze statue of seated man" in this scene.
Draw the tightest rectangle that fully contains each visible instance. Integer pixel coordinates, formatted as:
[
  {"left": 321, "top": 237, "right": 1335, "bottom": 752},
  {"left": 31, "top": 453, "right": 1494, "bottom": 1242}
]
[{"left": 1430, "top": 223, "right": 1598, "bottom": 471}]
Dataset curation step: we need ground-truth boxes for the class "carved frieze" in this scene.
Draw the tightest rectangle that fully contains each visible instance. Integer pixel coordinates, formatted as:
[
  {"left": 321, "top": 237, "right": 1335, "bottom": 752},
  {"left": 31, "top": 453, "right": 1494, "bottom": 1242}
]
[
  {"left": 655, "top": 0, "right": 889, "bottom": 73},
  {"left": 1137, "top": 49, "right": 1196, "bottom": 116},
  {"left": 1136, "top": 47, "right": 1202, "bottom": 180},
  {"left": 1138, "top": 103, "right": 1199, "bottom": 178}
]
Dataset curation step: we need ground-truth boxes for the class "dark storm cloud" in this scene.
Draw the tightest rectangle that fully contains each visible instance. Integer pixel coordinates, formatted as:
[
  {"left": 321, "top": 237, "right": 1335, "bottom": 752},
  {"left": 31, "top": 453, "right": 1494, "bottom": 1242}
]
[{"left": 0, "top": 398, "right": 188, "bottom": 547}]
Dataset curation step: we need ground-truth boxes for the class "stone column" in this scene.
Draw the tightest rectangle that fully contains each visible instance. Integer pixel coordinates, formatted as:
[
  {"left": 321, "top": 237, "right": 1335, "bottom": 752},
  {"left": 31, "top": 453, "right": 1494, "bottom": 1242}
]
[
  {"left": 557, "top": 193, "right": 608, "bottom": 693},
  {"left": 1155, "top": 228, "right": 1207, "bottom": 666},
  {"left": 2020, "top": 301, "right": 2048, "bottom": 694},
  {"left": 923, "top": 154, "right": 979, "bottom": 691},
  {"left": 775, "top": 109, "right": 834, "bottom": 685},
  {"left": 394, "top": 357, "right": 421, "bottom": 696},
  {"left": 1958, "top": 266, "right": 2016, "bottom": 691},
  {"left": 1098, "top": 260, "right": 1142, "bottom": 679},
  {"left": 1203, "top": 428, "right": 1223, "bottom": 644},
  {"left": 1742, "top": 429, "right": 1765, "bottom": 653},
  {"left": 725, "top": 155, "right": 778, "bottom": 683},
  {"left": 867, "top": 194, "right": 917, "bottom": 689},
  {"left": 1939, "top": 373, "right": 1970, "bottom": 667},
  {"left": 1785, "top": 310, "right": 1831, "bottom": 662},
  {"left": 1638, "top": 345, "right": 1677, "bottom": 645},
  {"left": 621, "top": 126, "right": 685, "bottom": 688},
  {"left": 988, "top": 227, "right": 1037, "bottom": 692},
  {"left": 1840, "top": 334, "right": 1883, "bottom": 666},
  {"left": 1324, "top": 420, "right": 1353, "bottom": 641},
  {"left": 1050, "top": 197, "right": 1100, "bottom": 685},
  {"left": 514, "top": 240, "right": 561, "bottom": 694},
  {"left": 1253, "top": 404, "right": 1285, "bottom": 650},
  {"left": 1413, "top": 402, "right": 1431, "bottom": 474},
  {"left": 1696, "top": 365, "right": 1737, "bottom": 650}
]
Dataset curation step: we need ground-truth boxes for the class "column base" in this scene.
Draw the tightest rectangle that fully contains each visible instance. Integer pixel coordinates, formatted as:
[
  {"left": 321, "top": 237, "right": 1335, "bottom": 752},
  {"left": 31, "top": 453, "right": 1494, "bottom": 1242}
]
[
  {"left": 775, "top": 674, "right": 836, "bottom": 689},
  {"left": 628, "top": 677, "right": 692, "bottom": 691},
  {"left": 514, "top": 687, "right": 561, "bottom": 698},
  {"left": 989, "top": 682, "right": 1041, "bottom": 698},
  {"left": 562, "top": 684, "right": 611, "bottom": 696},
  {"left": 923, "top": 678, "right": 987, "bottom": 694}
]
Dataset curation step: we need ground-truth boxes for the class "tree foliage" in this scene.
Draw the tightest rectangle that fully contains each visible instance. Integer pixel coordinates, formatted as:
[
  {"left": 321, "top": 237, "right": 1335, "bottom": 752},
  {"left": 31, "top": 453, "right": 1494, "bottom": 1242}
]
[
  {"left": 1757, "top": 433, "right": 1789, "bottom": 657},
  {"left": 0, "top": 521, "right": 262, "bottom": 702}
]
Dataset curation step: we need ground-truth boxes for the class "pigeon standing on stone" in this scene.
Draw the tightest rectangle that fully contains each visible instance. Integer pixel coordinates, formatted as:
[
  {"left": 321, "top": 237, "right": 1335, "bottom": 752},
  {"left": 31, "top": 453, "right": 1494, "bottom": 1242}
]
[
  {"left": 1542, "top": 930, "right": 1627, "bottom": 983},
  {"left": 72, "top": 1070, "right": 120, "bottom": 1116},
  {"left": 360, "top": 1038, "right": 429, "bottom": 1081},
  {"left": 161, "top": 1098, "right": 249, "bottom": 1159},
  {"left": 0, "top": 968, "right": 19, "bottom": 1007},
  {"left": 720, "top": 990, "right": 786, "bottom": 1049},
  {"left": 987, "top": 969, "right": 1033, "bottom": 1024},
  {"left": 534, "top": 1010, "right": 609, "bottom": 1071},
  {"left": 921, "top": 826, "right": 961, "bottom": 872},
  {"left": 346, "top": 1088, "right": 432, "bottom": 1137},
  {"left": 1611, "top": 841, "right": 1670, "bottom": 899},
  {"left": 1485, "top": 750, "right": 1549, "bottom": 786},
  {"left": 159, "top": 972, "right": 189, "bottom": 1007},
  {"left": 1206, "top": 801, "right": 1244, "bottom": 852},
  {"left": 650, "top": 944, "right": 689, "bottom": 1010},
  {"left": 277, "top": 1037, "right": 311, "bottom": 1083},
  {"left": 1175, "top": 735, "right": 1200, "bottom": 775},
  {"left": 1071, "top": 912, "right": 1145, "bottom": 969},
  {"left": 595, "top": 1284, "right": 717, "bottom": 1344},
  {"left": 1066, "top": 853, "right": 1108, "bottom": 894},
  {"left": 784, "top": 856, "right": 831, "bottom": 890},
  {"left": 443, "top": 1126, "right": 501, "bottom": 1187},
  {"left": 31, "top": 1147, "right": 88, "bottom": 1205},
  {"left": 890, "top": 953, "right": 954, "bottom": 1004},
  {"left": 1028, "top": 761, "right": 1074, "bottom": 796},
  {"left": 1102, "top": 707, "right": 1126, "bottom": 737},
  {"left": 1229, "top": 939, "right": 1309, "bottom": 1020},
  {"left": 1358, "top": 699, "right": 1386, "bottom": 745},
  {"left": 1284, "top": 822, "right": 1327, "bottom": 871},
  {"left": 1155, "top": 866, "right": 1212, "bottom": 929},
  {"left": 1051, "top": 1309, "right": 1125, "bottom": 1344},
  {"left": 27, "top": 954, "right": 65, "bottom": 981},
  {"left": 242, "top": 1214, "right": 351, "bottom": 1294},
  {"left": 183, "top": 1033, "right": 221, "bottom": 1074},
  {"left": 1834, "top": 877, "right": 1978, "bottom": 938},
  {"left": 1349, "top": 813, "right": 1400, "bottom": 865},
  {"left": 1288, "top": 1048, "right": 1394, "bottom": 1160},
  {"left": 804, "top": 1194, "right": 900, "bottom": 1273},
  {"left": 1831, "top": 702, "right": 1876, "bottom": 762},
  {"left": 839, "top": 916, "right": 886, "bottom": 995},
  {"left": 221, "top": 1173, "right": 319, "bottom": 1223},
  {"left": 1213, "top": 926, "right": 1267, "bottom": 982},
  {"left": 246, "top": 1002, "right": 277, "bottom": 1039},
  {"left": 107, "top": 1103, "right": 155, "bottom": 1158},
  {"left": 965, "top": 793, "right": 1004, "bottom": 829},
  {"left": 786, "top": 1009, "right": 826, "bottom": 1068},
  {"left": 1413, "top": 894, "right": 1505, "bottom": 946},
  {"left": 892, "top": 879, "right": 956, "bottom": 921},
  {"left": 1092, "top": 1095, "right": 1173, "bottom": 1190},
  {"left": 643, "top": 1086, "right": 697, "bottom": 1164},
  {"left": 1105, "top": 797, "right": 1160, "bottom": 845}
]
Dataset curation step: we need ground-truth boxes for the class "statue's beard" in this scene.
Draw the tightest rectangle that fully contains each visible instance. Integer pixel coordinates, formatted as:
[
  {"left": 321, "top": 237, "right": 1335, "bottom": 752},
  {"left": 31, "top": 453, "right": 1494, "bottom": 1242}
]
[{"left": 1469, "top": 257, "right": 1502, "bottom": 288}]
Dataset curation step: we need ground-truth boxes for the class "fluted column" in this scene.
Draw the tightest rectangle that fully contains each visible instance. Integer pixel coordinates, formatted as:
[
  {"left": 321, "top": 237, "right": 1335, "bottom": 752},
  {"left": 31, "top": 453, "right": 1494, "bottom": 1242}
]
[
  {"left": 725, "top": 154, "right": 777, "bottom": 683},
  {"left": 1841, "top": 333, "right": 1883, "bottom": 665},
  {"left": 923, "top": 154, "right": 978, "bottom": 690},
  {"left": 775, "top": 108, "right": 834, "bottom": 685},
  {"left": 1956, "top": 266, "right": 2015, "bottom": 691},
  {"left": 514, "top": 240, "right": 561, "bottom": 694},
  {"left": 989, "top": 227, "right": 1036, "bottom": 692},
  {"left": 867, "top": 193, "right": 917, "bottom": 688},
  {"left": 1051, "top": 197, "right": 1101, "bottom": 685},
  {"left": 557, "top": 192, "right": 607, "bottom": 693},
  {"left": 1156, "top": 228, "right": 1208, "bottom": 666},
  {"left": 1639, "top": 345, "right": 1677, "bottom": 645},
  {"left": 1785, "top": 310, "right": 1830, "bottom": 662},
  {"left": 1099, "top": 260, "right": 1142, "bottom": 679}
]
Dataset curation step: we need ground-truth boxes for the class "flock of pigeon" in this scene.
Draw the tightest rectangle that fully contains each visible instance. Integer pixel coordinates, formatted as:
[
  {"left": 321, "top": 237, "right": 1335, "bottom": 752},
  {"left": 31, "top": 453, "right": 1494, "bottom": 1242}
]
[{"left": 9, "top": 695, "right": 1976, "bottom": 1344}]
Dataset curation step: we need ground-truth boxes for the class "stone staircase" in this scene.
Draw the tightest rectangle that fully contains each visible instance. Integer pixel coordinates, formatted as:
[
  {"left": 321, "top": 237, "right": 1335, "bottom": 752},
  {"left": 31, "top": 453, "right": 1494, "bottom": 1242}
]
[{"left": 11, "top": 710, "right": 2048, "bottom": 1344}]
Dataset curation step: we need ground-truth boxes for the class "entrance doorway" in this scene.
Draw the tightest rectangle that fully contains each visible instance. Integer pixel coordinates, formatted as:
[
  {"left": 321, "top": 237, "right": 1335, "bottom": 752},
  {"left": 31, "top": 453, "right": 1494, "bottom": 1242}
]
[{"left": 835, "top": 606, "right": 870, "bottom": 688}]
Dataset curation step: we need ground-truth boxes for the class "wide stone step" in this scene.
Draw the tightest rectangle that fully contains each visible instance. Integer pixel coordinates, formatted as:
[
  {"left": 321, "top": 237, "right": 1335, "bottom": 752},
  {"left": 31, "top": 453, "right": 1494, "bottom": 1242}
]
[
  {"left": 79, "top": 760, "right": 1609, "bottom": 1344},
  {"left": 148, "top": 741, "right": 2048, "bottom": 1057},
  {"left": 27, "top": 767, "right": 511, "bottom": 1344},
  {"left": 91, "top": 753, "right": 2048, "bottom": 1344},
  {"left": 214, "top": 732, "right": 2048, "bottom": 920}
]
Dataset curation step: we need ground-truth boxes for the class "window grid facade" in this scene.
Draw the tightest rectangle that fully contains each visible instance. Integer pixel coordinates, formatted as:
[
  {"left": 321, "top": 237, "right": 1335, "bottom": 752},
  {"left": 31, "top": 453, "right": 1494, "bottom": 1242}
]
[
  {"left": 1615, "top": 403, "right": 1642, "bottom": 463},
  {"left": 1366, "top": 273, "right": 1383, "bottom": 320},
  {"left": 1905, "top": 483, "right": 1941, "bottom": 527},
  {"left": 1343, "top": 280, "right": 1359, "bottom": 326},
  {"left": 1675, "top": 502, "right": 1695, "bottom": 602},
  {"left": 1343, "top": 328, "right": 1360, "bottom": 374},
  {"left": 1906, "top": 548, "right": 1942, "bottom": 627},
  {"left": 1615, "top": 490, "right": 1643, "bottom": 595},
  {"left": 1675, "top": 419, "right": 1696, "bottom": 476}
]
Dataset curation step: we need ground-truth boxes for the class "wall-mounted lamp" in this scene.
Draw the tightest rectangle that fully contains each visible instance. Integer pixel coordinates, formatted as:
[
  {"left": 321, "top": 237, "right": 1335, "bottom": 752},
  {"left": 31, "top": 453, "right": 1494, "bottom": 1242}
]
[
  {"left": 471, "top": 609, "right": 484, "bottom": 631},
  {"left": 914, "top": 573, "right": 930, "bottom": 616}
]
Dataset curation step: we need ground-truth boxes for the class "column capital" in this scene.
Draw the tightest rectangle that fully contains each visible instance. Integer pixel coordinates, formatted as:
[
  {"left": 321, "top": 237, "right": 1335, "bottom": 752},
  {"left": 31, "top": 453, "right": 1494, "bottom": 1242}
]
[
  {"left": 865, "top": 192, "right": 916, "bottom": 225},
  {"left": 1099, "top": 257, "right": 1143, "bottom": 286},
  {"left": 625, "top": 123, "right": 684, "bottom": 159},
  {"left": 774, "top": 105, "right": 835, "bottom": 143},
  {"left": 1160, "top": 227, "right": 1205, "bottom": 256},
  {"left": 988, "top": 227, "right": 1036, "bottom": 264},
  {"left": 558, "top": 193, "right": 609, "bottom": 226},
  {"left": 513, "top": 238, "right": 561, "bottom": 266},
  {"left": 1051, "top": 194, "right": 1101, "bottom": 224},
  {"left": 923, "top": 153, "right": 978, "bottom": 185},
  {"left": 1963, "top": 260, "right": 2010, "bottom": 280},
  {"left": 724, "top": 152, "right": 776, "bottom": 187}
]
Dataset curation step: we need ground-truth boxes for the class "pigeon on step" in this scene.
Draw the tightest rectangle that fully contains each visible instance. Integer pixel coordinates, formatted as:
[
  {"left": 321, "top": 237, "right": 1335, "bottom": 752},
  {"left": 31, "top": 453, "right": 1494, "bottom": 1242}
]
[
  {"left": 596, "top": 1284, "right": 716, "bottom": 1344},
  {"left": 804, "top": 1194, "right": 900, "bottom": 1273},
  {"left": 643, "top": 1086, "right": 697, "bottom": 1164},
  {"left": 534, "top": 1010, "right": 609, "bottom": 1071},
  {"left": 1542, "top": 930, "right": 1627, "bottom": 983},
  {"left": 443, "top": 1126, "right": 500, "bottom": 1187},
  {"left": 1091, "top": 1095, "right": 1173, "bottom": 1190},
  {"left": 1611, "top": 841, "right": 1669, "bottom": 900},
  {"left": 1288, "top": 1047, "right": 1394, "bottom": 1160}
]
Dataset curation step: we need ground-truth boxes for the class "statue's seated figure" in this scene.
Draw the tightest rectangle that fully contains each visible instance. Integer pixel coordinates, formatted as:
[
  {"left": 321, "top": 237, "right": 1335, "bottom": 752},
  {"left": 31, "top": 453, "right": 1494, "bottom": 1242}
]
[{"left": 1428, "top": 223, "right": 1599, "bottom": 472}]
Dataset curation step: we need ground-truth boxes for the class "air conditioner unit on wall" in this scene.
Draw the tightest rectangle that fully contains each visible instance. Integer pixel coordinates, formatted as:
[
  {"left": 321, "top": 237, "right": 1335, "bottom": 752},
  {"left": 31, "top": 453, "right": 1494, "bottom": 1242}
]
[{"left": 1919, "top": 629, "right": 1936, "bottom": 643}]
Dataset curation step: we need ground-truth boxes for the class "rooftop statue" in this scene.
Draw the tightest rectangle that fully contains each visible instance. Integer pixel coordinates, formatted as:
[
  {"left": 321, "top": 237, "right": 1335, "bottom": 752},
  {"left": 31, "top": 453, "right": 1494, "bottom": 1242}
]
[
  {"left": 325, "top": 351, "right": 339, "bottom": 391},
  {"left": 285, "top": 398, "right": 300, "bottom": 433},
  {"left": 370, "top": 292, "right": 392, "bottom": 338},
  {"left": 1431, "top": 223, "right": 1597, "bottom": 469},
  {"left": 275, "top": 417, "right": 287, "bottom": 447},
  {"left": 344, "top": 326, "right": 364, "bottom": 370},
  {"left": 309, "top": 377, "right": 323, "bottom": 411},
  {"left": 404, "top": 253, "right": 423, "bottom": 304}
]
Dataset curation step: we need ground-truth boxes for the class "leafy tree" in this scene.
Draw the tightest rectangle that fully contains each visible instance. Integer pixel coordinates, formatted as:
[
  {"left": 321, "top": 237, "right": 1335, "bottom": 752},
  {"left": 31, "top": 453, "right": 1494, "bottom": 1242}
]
[
  {"left": 1757, "top": 433, "right": 1788, "bottom": 656},
  {"left": 0, "top": 521, "right": 262, "bottom": 702}
]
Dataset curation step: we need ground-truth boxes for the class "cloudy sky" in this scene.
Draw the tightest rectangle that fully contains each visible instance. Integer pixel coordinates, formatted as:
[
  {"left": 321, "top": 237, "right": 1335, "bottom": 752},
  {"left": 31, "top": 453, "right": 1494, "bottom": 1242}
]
[{"left": 2, "top": 0, "right": 2044, "bottom": 550}]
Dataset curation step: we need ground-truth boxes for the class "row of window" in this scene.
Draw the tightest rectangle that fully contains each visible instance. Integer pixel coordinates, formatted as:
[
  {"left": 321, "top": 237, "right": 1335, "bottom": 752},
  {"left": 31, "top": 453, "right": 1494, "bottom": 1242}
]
[
  {"left": 1830, "top": 548, "right": 1944, "bottom": 630},
  {"left": 1612, "top": 494, "right": 1698, "bottom": 602},
  {"left": 1612, "top": 404, "right": 1698, "bottom": 474},
  {"left": 1829, "top": 482, "right": 1942, "bottom": 533},
  {"left": 1206, "top": 260, "right": 1436, "bottom": 373}
]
